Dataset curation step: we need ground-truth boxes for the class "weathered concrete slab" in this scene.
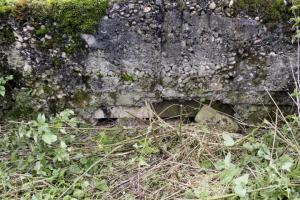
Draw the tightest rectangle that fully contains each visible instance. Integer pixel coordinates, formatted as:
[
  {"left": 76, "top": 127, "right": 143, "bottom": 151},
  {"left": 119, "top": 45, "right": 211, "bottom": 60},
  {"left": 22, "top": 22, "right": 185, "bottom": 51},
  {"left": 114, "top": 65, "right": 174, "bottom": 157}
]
[{"left": 0, "top": 0, "right": 296, "bottom": 121}]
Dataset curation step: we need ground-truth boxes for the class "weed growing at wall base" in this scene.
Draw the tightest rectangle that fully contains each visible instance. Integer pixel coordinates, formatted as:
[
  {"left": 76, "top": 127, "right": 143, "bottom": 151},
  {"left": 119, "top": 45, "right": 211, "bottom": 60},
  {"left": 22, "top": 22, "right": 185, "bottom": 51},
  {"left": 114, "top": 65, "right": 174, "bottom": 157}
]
[
  {"left": 0, "top": 105, "right": 300, "bottom": 199},
  {"left": 0, "top": 75, "right": 13, "bottom": 97}
]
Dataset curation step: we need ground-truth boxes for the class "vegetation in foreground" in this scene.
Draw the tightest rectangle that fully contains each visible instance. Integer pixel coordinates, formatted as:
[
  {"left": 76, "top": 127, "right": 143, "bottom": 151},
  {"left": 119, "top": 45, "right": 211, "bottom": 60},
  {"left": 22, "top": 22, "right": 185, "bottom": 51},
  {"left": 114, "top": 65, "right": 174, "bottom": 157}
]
[
  {"left": 0, "top": 107, "right": 300, "bottom": 199},
  {"left": 0, "top": 0, "right": 300, "bottom": 199}
]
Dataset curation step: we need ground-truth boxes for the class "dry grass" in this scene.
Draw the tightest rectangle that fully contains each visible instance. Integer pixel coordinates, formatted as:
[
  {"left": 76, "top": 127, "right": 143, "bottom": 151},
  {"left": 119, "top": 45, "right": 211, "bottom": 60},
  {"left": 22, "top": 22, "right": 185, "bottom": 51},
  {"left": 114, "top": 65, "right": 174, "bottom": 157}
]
[
  {"left": 98, "top": 123, "right": 228, "bottom": 199},
  {"left": 0, "top": 112, "right": 244, "bottom": 199}
]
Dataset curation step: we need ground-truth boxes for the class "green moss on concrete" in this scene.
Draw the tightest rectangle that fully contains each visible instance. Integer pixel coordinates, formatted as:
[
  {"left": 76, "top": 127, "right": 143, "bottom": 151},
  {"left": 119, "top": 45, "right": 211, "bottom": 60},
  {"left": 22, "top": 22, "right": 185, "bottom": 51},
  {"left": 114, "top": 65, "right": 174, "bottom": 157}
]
[
  {"left": 1, "top": 0, "right": 108, "bottom": 55},
  {"left": 177, "top": 0, "right": 186, "bottom": 11},
  {"left": 51, "top": 56, "right": 64, "bottom": 68},
  {"left": 0, "top": 26, "right": 15, "bottom": 46},
  {"left": 120, "top": 72, "right": 135, "bottom": 82},
  {"left": 1, "top": 1, "right": 107, "bottom": 119},
  {"left": 71, "top": 90, "right": 91, "bottom": 108},
  {"left": 48, "top": 0, "right": 108, "bottom": 34},
  {"left": 35, "top": 27, "right": 47, "bottom": 37},
  {"left": 0, "top": 6, "right": 13, "bottom": 18},
  {"left": 233, "top": 0, "right": 290, "bottom": 22},
  {"left": 0, "top": 1, "right": 17, "bottom": 18}
]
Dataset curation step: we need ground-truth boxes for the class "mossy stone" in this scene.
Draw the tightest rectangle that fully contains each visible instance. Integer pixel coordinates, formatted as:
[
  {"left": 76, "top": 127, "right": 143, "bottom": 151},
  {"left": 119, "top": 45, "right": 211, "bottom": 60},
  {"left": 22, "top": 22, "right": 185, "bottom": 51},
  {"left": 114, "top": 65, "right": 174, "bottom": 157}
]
[
  {"left": 72, "top": 91, "right": 91, "bottom": 108},
  {"left": 0, "top": 26, "right": 15, "bottom": 46},
  {"left": 195, "top": 105, "right": 239, "bottom": 132},
  {"left": 233, "top": 0, "right": 290, "bottom": 22}
]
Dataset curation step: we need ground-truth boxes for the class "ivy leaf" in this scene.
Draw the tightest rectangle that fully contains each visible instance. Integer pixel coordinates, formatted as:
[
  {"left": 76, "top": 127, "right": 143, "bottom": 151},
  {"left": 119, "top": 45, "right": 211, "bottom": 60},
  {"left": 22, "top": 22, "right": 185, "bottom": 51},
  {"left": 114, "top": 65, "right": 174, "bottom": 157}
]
[
  {"left": 60, "top": 141, "right": 67, "bottom": 149},
  {"left": 234, "top": 174, "right": 249, "bottom": 197},
  {"left": 69, "top": 164, "right": 82, "bottom": 174},
  {"left": 220, "top": 166, "right": 241, "bottom": 184},
  {"left": 138, "top": 157, "right": 150, "bottom": 167},
  {"left": 222, "top": 133, "right": 235, "bottom": 147},
  {"left": 6, "top": 75, "right": 13, "bottom": 81},
  {"left": 42, "top": 132, "right": 57, "bottom": 145},
  {"left": 257, "top": 144, "right": 271, "bottom": 160},
  {"left": 37, "top": 113, "right": 46, "bottom": 124},
  {"left": 34, "top": 161, "right": 47, "bottom": 176},
  {"left": 243, "top": 142, "right": 254, "bottom": 152},
  {"left": 0, "top": 86, "right": 5, "bottom": 97},
  {"left": 96, "top": 179, "right": 109, "bottom": 192},
  {"left": 277, "top": 155, "right": 294, "bottom": 172},
  {"left": 73, "top": 189, "right": 84, "bottom": 198},
  {"left": 224, "top": 152, "right": 232, "bottom": 168},
  {"left": 215, "top": 152, "right": 234, "bottom": 170},
  {"left": 214, "top": 160, "right": 225, "bottom": 170},
  {"left": 282, "top": 161, "right": 293, "bottom": 172},
  {"left": 54, "top": 148, "right": 70, "bottom": 162}
]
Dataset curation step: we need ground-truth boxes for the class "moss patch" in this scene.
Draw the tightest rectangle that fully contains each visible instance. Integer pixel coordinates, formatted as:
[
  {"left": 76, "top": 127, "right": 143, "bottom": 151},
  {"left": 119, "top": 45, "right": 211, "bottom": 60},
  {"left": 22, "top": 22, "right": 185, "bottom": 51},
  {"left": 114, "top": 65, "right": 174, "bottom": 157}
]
[
  {"left": 0, "top": 0, "right": 17, "bottom": 18},
  {"left": 35, "top": 27, "right": 47, "bottom": 37},
  {"left": 120, "top": 72, "right": 135, "bottom": 82},
  {"left": 0, "top": 0, "right": 108, "bottom": 120},
  {"left": 177, "top": 0, "right": 186, "bottom": 11},
  {"left": 233, "top": 0, "right": 290, "bottom": 22},
  {"left": 71, "top": 90, "right": 91, "bottom": 108},
  {"left": 1, "top": 0, "right": 108, "bottom": 56},
  {"left": 0, "top": 26, "right": 15, "bottom": 46}
]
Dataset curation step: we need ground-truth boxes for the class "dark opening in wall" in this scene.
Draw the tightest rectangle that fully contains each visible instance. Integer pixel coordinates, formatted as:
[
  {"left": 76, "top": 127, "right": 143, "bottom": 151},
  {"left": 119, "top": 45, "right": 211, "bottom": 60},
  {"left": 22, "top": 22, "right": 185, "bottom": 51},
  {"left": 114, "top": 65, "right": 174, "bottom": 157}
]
[
  {"left": 93, "top": 100, "right": 236, "bottom": 126},
  {"left": 152, "top": 100, "right": 199, "bottom": 118},
  {"left": 209, "top": 100, "right": 235, "bottom": 117},
  {"left": 152, "top": 100, "right": 235, "bottom": 119}
]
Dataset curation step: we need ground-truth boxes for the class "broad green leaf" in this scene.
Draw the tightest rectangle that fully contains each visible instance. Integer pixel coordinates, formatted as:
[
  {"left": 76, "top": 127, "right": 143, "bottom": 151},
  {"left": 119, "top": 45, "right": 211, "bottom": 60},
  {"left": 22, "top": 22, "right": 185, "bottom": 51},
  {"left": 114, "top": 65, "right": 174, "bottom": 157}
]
[
  {"left": 282, "top": 161, "right": 293, "bottom": 171},
  {"left": 37, "top": 113, "right": 46, "bottom": 124},
  {"left": 34, "top": 161, "right": 47, "bottom": 176},
  {"left": 96, "top": 179, "right": 109, "bottom": 192},
  {"left": 54, "top": 148, "right": 70, "bottom": 162},
  {"left": 234, "top": 184, "right": 247, "bottom": 197},
  {"left": 194, "top": 186, "right": 209, "bottom": 198},
  {"left": 214, "top": 160, "right": 226, "bottom": 170},
  {"left": 234, "top": 174, "right": 249, "bottom": 185},
  {"left": 38, "top": 123, "right": 50, "bottom": 134},
  {"left": 257, "top": 144, "right": 271, "bottom": 160},
  {"left": 81, "top": 180, "right": 90, "bottom": 189},
  {"left": 60, "top": 141, "right": 67, "bottom": 149},
  {"left": 222, "top": 133, "right": 235, "bottom": 147},
  {"left": 233, "top": 174, "right": 249, "bottom": 197},
  {"left": 224, "top": 152, "right": 232, "bottom": 168},
  {"left": 73, "top": 189, "right": 84, "bottom": 198},
  {"left": 69, "top": 164, "right": 82, "bottom": 174},
  {"left": 0, "top": 86, "right": 5, "bottom": 97},
  {"left": 243, "top": 142, "right": 254, "bottom": 152},
  {"left": 5, "top": 75, "right": 13, "bottom": 81},
  {"left": 42, "top": 132, "right": 57, "bottom": 144},
  {"left": 138, "top": 157, "right": 150, "bottom": 167},
  {"left": 215, "top": 152, "right": 234, "bottom": 170},
  {"left": 277, "top": 155, "right": 294, "bottom": 172},
  {"left": 220, "top": 166, "right": 241, "bottom": 184}
]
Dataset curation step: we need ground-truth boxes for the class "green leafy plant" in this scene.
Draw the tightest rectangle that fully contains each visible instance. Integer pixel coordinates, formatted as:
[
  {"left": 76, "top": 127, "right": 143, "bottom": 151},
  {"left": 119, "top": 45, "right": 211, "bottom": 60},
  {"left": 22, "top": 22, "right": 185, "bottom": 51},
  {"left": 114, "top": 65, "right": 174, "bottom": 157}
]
[
  {"left": 8, "top": 110, "right": 77, "bottom": 175},
  {"left": 177, "top": 0, "right": 186, "bottom": 11},
  {"left": 233, "top": 0, "right": 290, "bottom": 22},
  {"left": 211, "top": 118, "right": 300, "bottom": 199},
  {"left": 133, "top": 139, "right": 159, "bottom": 167},
  {"left": 0, "top": 75, "right": 13, "bottom": 97},
  {"left": 120, "top": 72, "right": 135, "bottom": 82}
]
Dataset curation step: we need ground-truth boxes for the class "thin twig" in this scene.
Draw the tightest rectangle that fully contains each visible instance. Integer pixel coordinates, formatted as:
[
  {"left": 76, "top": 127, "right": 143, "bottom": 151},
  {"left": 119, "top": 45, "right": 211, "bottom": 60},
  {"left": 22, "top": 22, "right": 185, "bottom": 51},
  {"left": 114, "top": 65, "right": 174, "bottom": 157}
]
[{"left": 58, "top": 145, "right": 124, "bottom": 199}]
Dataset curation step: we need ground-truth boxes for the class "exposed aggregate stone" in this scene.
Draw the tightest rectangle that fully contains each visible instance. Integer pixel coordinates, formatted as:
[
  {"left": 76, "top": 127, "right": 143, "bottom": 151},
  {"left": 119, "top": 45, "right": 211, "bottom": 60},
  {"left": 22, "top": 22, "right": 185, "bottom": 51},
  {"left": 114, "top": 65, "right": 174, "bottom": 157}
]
[{"left": 0, "top": 0, "right": 296, "bottom": 121}]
